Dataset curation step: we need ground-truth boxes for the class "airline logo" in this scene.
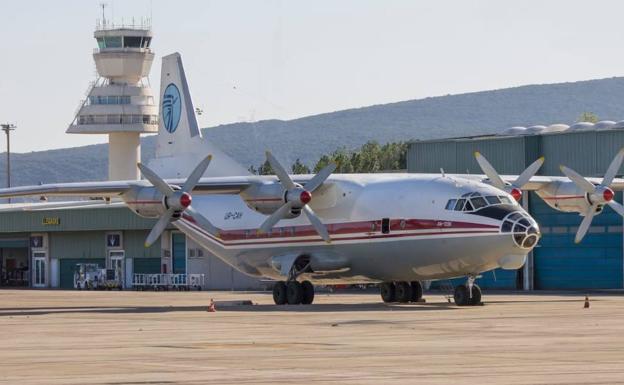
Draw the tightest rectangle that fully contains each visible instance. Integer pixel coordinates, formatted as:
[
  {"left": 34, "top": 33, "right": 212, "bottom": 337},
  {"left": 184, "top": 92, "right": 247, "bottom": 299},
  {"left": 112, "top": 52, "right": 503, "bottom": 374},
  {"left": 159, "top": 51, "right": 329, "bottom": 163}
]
[{"left": 162, "top": 83, "right": 181, "bottom": 133}]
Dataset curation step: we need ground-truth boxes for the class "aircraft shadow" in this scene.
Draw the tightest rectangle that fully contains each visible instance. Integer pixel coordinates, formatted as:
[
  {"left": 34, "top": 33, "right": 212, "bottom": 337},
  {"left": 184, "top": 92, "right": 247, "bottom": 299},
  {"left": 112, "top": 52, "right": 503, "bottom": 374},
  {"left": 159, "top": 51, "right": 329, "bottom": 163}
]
[{"left": 0, "top": 302, "right": 458, "bottom": 317}]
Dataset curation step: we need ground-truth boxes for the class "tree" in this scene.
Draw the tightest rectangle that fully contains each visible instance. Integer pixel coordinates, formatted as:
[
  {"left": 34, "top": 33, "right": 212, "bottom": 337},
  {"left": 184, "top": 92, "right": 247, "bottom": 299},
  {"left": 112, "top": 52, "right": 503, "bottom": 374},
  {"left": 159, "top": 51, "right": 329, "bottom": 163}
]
[
  {"left": 578, "top": 112, "right": 599, "bottom": 123},
  {"left": 314, "top": 154, "right": 332, "bottom": 173},
  {"left": 258, "top": 159, "right": 274, "bottom": 175},
  {"left": 247, "top": 165, "right": 258, "bottom": 175},
  {"left": 291, "top": 158, "right": 310, "bottom": 174}
]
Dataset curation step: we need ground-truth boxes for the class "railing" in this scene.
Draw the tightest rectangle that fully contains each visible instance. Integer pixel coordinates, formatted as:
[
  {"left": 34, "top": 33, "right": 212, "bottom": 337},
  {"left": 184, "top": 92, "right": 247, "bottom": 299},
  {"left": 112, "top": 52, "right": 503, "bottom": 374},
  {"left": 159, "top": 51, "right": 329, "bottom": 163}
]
[
  {"left": 96, "top": 18, "right": 152, "bottom": 31},
  {"left": 132, "top": 273, "right": 205, "bottom": 290}
]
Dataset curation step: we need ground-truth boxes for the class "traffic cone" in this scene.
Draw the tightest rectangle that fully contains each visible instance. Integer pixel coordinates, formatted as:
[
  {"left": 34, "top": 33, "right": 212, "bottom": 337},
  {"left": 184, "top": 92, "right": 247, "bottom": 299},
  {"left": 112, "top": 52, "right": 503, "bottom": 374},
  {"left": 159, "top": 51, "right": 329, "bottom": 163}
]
[
  {"left": 207, "top": 298, "right": 217, "bottom": 312},
  {"left": 584, "top": 296, "right": 590, "bottom": 309}
]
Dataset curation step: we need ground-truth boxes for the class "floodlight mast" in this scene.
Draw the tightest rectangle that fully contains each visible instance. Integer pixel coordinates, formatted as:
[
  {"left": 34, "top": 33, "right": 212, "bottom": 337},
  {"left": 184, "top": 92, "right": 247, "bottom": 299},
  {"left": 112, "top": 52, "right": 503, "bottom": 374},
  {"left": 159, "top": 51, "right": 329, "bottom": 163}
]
[{"left": 1, "top": 123, "right": 16, "bottom": 203}]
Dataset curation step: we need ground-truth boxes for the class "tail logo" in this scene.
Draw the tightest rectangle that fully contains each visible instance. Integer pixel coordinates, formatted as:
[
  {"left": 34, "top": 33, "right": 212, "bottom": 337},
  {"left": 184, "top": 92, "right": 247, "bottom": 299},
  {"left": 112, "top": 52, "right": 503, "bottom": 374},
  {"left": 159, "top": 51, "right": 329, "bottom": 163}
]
[{"left": 162, "top": 83, "right": 181, "bottom": 133}]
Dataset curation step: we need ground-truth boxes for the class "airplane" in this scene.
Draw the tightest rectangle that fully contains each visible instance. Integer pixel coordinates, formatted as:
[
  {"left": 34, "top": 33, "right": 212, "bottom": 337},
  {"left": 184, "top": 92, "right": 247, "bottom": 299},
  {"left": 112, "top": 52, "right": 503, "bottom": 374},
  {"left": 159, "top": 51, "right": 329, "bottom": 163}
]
[{"left": 2, "top": 52, "right": 624, "bottom": 307}]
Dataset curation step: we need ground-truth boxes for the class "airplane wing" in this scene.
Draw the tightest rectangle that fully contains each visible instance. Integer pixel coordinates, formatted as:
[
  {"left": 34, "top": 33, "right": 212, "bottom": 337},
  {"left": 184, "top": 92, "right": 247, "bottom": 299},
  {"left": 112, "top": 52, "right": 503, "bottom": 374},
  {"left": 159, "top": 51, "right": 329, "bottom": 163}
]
[
  {"left": 455, "top": 174, "right": 624, "bottom": 191},
  {"left": 0, "top": 177, "right": 255, "bottom": 199}
]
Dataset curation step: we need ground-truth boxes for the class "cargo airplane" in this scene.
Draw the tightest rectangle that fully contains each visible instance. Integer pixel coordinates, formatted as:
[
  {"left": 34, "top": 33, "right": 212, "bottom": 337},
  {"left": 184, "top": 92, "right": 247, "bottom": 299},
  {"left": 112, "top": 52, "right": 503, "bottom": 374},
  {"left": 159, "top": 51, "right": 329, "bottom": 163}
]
[{"left": 2, "top": 53, "right": 624, "bottom": 306}]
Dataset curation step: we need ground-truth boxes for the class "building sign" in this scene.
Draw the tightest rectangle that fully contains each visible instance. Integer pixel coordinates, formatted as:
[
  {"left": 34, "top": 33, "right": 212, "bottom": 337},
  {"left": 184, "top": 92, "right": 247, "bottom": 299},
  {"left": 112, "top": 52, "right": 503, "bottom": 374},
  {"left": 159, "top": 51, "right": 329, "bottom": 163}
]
[
  {"left": 42, "top": 217, "right": 60, "bottom": 226},
  {"left": 30, "top": 235, "right": 44, "bottom": 248},
  {"left": 106, "top": 233, "right": 122, "bottom": 248}
]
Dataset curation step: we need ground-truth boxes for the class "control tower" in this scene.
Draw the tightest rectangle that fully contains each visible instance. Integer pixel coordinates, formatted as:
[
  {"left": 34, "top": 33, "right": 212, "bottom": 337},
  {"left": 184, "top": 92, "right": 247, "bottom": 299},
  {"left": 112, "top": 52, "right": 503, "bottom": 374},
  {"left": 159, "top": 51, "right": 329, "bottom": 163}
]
[{"left": 67, "top": 18, "right": 158, "bottom": 181}]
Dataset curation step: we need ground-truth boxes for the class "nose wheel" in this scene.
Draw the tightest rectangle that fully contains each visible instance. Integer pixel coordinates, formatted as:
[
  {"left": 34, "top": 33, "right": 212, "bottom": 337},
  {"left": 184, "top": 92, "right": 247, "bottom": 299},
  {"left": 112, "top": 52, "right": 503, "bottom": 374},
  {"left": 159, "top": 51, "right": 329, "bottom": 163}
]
[{"left": 453, "top": 277, "right": 482, "bottom": 306}]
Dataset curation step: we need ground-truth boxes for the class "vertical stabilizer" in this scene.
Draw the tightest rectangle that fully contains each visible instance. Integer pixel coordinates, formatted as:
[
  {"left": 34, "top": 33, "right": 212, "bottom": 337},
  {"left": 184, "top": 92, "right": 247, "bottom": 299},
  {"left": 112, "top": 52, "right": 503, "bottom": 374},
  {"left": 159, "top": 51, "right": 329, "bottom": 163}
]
[{"left": 150, "top": 53, "right": 248, "bottom": 178}]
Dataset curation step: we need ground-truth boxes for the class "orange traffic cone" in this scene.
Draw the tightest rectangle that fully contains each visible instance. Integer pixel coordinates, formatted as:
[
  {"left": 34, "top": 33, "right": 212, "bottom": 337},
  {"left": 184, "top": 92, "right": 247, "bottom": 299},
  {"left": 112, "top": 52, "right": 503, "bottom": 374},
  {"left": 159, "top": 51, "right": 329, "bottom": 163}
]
[
  {"left": 584, "top": 295, "right": 590, "bottom": 309},
  {"left": 207, "top": 298, "right": 217, "bottom": 312}
]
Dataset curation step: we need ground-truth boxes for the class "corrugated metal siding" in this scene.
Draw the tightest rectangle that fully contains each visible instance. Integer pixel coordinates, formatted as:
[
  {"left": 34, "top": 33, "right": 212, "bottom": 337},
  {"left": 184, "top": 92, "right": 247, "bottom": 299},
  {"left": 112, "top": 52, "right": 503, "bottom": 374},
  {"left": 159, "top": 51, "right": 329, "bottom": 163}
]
[
  {"left": 530, "top": 192, "right": 623, "bottom": 289},
  {"left": 456, "top": 137, "right": 526, "bottom": 174},
  {"left": 50, "top": 232, "right": 107, "bottom": 260},
  {"left": 540, "top": 132, "right": 597, "bottom": 176},
  {"left": 123, "top": 230, "right": 160, "bottom": 259},
  {"left": 407, "top": 141, "right": 457, "bottom": 173},
  {"left": 0, "top": 207, "right": 158, "bottom": 233}
]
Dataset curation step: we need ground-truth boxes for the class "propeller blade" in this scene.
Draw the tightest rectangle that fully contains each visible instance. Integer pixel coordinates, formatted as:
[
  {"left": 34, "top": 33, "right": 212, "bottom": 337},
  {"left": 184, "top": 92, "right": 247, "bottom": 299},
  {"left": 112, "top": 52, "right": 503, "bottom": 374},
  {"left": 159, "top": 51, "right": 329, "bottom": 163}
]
[
  {"left": 145, "top": 208, "right": 175, "bottom": 247},
  {"left": 258, "top": 202, "right": 293, "bottom": 234},
  {"left": 560, "top": 166, "right": 596, "bottom": 194},
  {"left": 305, "top": 163, "right": 337, "bottom": 192},
  {"left": 138, "top": 163, "right": 174, "bottom": 197},
  {"left": 182, "top": 155, "right": 213, "bottom": 193},
  {"left": 514, "top": 156, "right": 545, "bottom": 188},
  {"left": 474, "top": 152, "right": 506, "bottom": 189},
  {"left": 185, "top": 206, "right": 220, "bottom": 237},
  {"left": 607, "top": 200, "right": 624, "bottom": 217},
  {"left": 575, "top": 207, "right": 596, "bottom": 244},
  {"left": 602, "top": 147, "right": 624, "bottom": 187},
  {"left": 303, "top": 205, "right": 331, "bottom": 243},
  {"left": 266, "top": 151, "right": 296, "bottom": 190}
]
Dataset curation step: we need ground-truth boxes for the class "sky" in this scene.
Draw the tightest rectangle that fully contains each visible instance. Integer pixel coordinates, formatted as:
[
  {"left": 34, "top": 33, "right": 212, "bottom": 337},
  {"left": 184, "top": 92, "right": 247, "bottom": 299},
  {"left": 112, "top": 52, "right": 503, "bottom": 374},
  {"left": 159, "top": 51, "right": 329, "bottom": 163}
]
[{"left": 1, "top": 0, "right": 624, "bottom": 153}]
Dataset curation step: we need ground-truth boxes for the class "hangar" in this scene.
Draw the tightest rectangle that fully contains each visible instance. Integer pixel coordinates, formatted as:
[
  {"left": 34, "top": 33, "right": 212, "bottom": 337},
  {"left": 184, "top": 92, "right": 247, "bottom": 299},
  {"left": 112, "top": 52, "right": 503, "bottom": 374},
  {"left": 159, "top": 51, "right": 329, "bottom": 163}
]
[
  {"left": 407, "top": 122, "right": 624, "bottom": 290},
  {"left": 0, "top": 205, "right": 262, "bottom": 290}
]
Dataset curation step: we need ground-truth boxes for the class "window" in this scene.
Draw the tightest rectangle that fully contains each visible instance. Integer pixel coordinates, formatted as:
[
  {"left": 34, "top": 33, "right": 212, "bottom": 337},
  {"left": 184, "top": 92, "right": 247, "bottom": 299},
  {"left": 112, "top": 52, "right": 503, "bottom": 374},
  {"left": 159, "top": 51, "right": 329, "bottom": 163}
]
[
  {"left": 499, "top": 196, "right": 512, "bottom": 204},
  {"left": 104, "top": 36, "right": 122, "bottom": 48},
  {"left": 464, "top": 200, "right": 474, "bottom": 211},
  {"left": 445, "top": 199, "right": 457, "bottom": 210},
  {"left": 485, "top": 196, "right": 500, "bottom": 205},
  {"left": 142, "top": 37, "right": 152, "bottom": 48},
  {"left": 96, "top": 37, "right": 106, "bottom": 49},
  {"left": 471, "top": 197, "right": 487, "bottom": 210},
  {"left": 123, "top": 36, "right": 142, "bottom": 48},
  {"left": 381, "top": 218, "right": 390, "bottom": 234},
  {"left": 454, "top": 199, "right": 466, "bottom": 211}
]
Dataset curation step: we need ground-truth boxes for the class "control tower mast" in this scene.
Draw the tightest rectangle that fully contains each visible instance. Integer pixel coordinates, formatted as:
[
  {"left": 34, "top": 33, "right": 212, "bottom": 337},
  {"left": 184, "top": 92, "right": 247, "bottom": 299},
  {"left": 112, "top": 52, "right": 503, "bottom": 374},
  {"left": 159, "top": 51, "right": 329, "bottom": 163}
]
[{"left": 68, "top": 16, "right": 158, "bottom": 181}]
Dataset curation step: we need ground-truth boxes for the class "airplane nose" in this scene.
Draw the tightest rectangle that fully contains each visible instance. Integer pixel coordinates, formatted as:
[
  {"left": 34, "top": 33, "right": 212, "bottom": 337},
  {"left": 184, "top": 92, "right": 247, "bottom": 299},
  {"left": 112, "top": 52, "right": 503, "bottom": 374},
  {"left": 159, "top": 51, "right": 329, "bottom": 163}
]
[{"left": 500, "top": 211, "right": 541, "bottom": 250}]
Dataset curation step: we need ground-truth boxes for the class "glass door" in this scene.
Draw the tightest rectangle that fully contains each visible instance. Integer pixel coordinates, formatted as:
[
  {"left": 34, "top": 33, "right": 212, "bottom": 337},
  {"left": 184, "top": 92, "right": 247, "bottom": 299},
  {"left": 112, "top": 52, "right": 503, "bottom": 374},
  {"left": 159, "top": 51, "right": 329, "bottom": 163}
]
[
  {"left": 32, "top": 252, "right": 46, "bottom": 288},
  {"left": 108, "top": 251, "right": 125, "bottom": 287}
]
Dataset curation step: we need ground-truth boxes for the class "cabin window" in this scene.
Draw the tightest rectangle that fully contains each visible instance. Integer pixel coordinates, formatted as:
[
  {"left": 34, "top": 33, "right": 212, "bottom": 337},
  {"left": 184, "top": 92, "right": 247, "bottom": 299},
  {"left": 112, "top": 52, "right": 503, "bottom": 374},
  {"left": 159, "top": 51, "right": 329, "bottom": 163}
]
[
  {"left": 471, "top": 197, "right": 487, "bottom": 210},
  {"left": 445, "top": 199, "right": 457, "bottom": 210},
  {"left": 382, "top": 218, "right": 390, "bottom": 234}
]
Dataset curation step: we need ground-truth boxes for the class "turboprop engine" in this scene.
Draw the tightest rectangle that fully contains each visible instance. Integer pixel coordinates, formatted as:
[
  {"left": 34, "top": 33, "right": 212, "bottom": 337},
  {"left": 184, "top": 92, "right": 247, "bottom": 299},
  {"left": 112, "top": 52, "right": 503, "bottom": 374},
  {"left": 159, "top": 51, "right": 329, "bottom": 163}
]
[
  {"left": 540, "top": 148, "right": 624, "bottom": 243},
  {"left": 121, "top": 155, "right": 218, "bottom": 247},
  {"left": 241, "top": 151, "right": 336, "bottom": 243}
]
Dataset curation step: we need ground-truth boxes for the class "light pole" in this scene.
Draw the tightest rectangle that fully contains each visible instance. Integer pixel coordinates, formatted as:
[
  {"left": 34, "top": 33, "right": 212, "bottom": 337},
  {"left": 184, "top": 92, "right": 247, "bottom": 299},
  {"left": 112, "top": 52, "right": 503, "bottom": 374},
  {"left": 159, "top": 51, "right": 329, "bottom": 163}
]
[{"left": 1, "top": 123, "right": 16, "bottom": 203}]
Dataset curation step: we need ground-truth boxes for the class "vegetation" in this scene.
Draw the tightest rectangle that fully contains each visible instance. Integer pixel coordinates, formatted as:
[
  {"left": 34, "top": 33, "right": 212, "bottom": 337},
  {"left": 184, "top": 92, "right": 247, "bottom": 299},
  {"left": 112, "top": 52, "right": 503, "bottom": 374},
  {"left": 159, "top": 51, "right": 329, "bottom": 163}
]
[
  {"left": 248, "top": 141, "right": 408, "bottom": 175},
  {"left": 577, "top": 112, "right": 599, "bottom": 123}
]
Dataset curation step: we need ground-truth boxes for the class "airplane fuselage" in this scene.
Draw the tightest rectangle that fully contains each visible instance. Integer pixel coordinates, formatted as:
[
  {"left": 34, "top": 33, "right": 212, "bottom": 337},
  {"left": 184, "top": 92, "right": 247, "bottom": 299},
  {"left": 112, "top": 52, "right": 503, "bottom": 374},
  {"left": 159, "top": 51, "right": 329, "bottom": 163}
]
[{"left": 155, "top": 173, "right": 540, "bottom": 284}]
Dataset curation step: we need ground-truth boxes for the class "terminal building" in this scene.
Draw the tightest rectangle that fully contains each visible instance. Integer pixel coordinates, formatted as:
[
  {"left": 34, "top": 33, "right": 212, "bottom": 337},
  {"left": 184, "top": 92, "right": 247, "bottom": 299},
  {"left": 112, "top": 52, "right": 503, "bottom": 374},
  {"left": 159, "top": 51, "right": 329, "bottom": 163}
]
[{"left": 407, "top": 121, "right": 624, "bottom": 290}]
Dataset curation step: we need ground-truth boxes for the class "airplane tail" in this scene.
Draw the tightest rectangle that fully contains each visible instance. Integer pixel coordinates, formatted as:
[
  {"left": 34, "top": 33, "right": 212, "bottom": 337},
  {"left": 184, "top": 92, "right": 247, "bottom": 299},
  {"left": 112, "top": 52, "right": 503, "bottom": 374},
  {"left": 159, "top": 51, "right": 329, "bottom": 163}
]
[{"left": 150, "top": 53, "right": 249, "bottom": 178}]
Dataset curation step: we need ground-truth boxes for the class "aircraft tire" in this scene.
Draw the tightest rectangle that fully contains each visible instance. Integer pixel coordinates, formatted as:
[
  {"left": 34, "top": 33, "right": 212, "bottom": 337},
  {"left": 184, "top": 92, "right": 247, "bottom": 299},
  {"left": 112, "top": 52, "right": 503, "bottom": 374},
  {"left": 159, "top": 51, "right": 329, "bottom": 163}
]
[
  {"left": 453, "top": 284, "right": 470, "bottom": 306},
  {"left": 410, "top": 281, "right": 423, "bottom": 302},
  {"left": 395, "top": 281, "right": 413, "bottom": 303},
  {"left": 469, "top": 284, "right": 482, "bottom": 305},
  {"left": 272, "top": 281, "right": 288, "bottom": 305},
  {"left": 380, "top": 282, "right": 396, "bottom": 303},
  {"left": 301, "top": 281, "right": 315, "bottom": 305},
  {"left": 286, "top": 281, "right": 304, "bottom": 305}
]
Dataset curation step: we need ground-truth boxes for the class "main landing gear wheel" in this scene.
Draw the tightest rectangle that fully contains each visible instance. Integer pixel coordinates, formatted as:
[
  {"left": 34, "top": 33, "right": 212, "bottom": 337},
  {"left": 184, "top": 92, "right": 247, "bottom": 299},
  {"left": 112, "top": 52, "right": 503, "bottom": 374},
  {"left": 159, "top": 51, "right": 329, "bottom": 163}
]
[
  {"left": 410, "top": 281, "right": 423, "bottom": 302},
  {"left": 453, "top": 284, "right": 482, "bottom": 306},
  {"left": 272, "top": 281, "right": 287, "bottom": 305},
  {"left": 380, "top": 282, "right": 396, "bottom": 303},
  {"left": 395, "top": 281, "right": 413, "bottom": 303},
  {"left": 286, "top": 281, "right": 303, "bottom": 305},
  {"left": 301, "top": 280, "right": 315, "bottom": 305}
]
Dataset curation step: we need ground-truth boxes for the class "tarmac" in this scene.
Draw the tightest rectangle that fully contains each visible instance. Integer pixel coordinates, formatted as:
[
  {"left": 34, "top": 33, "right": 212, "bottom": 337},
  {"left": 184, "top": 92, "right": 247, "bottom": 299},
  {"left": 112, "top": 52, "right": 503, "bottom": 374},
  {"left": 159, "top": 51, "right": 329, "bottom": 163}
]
[{"left": 0, "top": 289, "right": 623, "bottom": 385}]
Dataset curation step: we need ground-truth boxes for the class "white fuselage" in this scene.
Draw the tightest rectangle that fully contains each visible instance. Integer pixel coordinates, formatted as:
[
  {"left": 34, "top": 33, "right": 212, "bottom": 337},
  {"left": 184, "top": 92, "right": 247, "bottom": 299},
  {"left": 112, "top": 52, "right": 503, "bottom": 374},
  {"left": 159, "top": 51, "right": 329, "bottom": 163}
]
[{"left": 164, "top": 173, "right": 539, "bottom": 284}]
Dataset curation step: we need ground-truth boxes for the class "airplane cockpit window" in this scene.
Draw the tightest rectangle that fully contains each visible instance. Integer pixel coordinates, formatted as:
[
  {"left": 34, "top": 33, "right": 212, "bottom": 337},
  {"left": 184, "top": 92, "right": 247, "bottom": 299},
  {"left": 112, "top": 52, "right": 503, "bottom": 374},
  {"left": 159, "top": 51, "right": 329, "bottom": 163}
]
[{"left": 445, "top": 192, "right": 516, "bottom": 212}]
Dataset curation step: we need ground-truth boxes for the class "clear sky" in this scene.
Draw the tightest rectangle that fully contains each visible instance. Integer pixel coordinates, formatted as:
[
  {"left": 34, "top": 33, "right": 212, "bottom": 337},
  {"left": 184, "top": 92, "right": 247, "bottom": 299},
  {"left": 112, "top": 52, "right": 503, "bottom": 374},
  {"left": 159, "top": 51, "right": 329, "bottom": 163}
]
[{"left": 1, "top": 0, "right": 624, "bottom": 153}]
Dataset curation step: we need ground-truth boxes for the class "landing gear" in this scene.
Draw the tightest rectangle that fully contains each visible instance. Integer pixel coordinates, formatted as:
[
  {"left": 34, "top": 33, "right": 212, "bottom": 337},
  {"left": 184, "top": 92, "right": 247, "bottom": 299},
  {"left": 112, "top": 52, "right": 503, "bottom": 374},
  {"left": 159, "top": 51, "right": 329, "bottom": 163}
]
[
  {"left": 453, "top": 277, "right": 482, "bottom": 306},
  {"left": 272, "top": 281, "right": 287, "bottom": 305},
  {"left": 380, "top": 282, "right": 396, "bottom": 303},
  {"left": 272, "top": 280, "right": 315, "bottom": 305},
  {"left": 395, "top": 281, "right": 412, "bottom": 303},
  {"left": 380, "top": 281, "right": 424, "bottom": 303}
]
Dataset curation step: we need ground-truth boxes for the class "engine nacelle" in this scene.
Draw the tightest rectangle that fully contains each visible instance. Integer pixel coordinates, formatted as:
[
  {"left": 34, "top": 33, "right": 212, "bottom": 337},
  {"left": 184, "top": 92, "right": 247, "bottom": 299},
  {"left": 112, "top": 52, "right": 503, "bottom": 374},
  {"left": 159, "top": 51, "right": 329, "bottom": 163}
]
[
  {"left": 240, "top": 183, "right": 300, "bottom": 218},
  {"left": 122, "top": 186, "right": 168, "bottom": 218},
  {"left": 536, "top": 181, "right": 603, "bottom": 214}
]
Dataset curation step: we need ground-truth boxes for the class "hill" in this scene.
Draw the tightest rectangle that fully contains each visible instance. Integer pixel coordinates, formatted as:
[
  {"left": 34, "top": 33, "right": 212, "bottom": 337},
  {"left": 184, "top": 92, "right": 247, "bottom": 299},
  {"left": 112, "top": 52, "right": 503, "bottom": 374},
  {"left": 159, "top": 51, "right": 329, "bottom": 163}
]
[{"left": 2, "top": 76, "right": 624, "bottom": 186}]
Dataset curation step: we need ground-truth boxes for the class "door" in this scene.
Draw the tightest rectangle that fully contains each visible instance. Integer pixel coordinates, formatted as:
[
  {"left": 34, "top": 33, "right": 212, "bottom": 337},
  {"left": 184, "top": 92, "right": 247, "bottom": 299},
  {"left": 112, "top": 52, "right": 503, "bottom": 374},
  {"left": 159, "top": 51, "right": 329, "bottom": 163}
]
[
  {"left": 108, "top": 251, "right": 125, "bottom": 287},
  {"left": 32, "top": 252, "right": 46, "bottom": 288}
]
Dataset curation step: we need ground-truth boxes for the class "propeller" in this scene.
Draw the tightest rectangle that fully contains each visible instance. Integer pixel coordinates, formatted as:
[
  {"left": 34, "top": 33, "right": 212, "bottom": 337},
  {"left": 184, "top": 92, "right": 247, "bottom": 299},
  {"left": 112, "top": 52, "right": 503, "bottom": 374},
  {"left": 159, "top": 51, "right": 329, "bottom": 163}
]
[
  {"left": 258, "top": 151, "right": 336, "bottom": 243},
  {"left": 474, "top": 152, "right": 545, "bottom": 201},
  {"left": 138, "top": 155, "right": 215, "bottom": 247},
  {"left": 560, "top": 147, "right": 624, "bottom": 243}
]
